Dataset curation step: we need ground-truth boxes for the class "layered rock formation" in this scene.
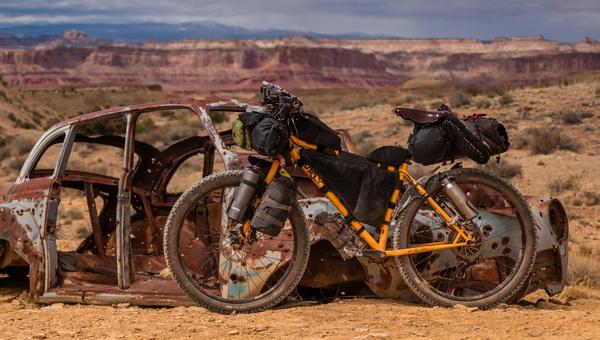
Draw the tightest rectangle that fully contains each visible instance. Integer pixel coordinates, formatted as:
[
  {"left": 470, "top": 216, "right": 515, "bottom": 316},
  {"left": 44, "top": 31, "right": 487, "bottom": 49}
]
[{"left": 0, "top": 34, "right": 598, "bottom": 91}]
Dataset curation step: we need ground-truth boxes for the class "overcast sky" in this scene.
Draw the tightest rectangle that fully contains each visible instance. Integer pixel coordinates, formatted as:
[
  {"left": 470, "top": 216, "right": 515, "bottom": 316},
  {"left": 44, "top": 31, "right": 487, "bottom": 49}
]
[{"left": 0, "top": 0, "right": 598, "bottom": 42}]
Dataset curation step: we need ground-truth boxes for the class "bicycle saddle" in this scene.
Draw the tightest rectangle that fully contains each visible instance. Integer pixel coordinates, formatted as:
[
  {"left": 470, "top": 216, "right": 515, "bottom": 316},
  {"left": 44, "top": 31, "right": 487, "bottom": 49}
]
[{"left": 393, "top": 107, "right": 453, "bottom": 124}]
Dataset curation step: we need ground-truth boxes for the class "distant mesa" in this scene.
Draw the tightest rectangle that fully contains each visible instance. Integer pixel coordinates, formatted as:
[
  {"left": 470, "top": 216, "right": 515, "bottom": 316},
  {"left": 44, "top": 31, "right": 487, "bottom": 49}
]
[
  {"left": 0, "top": 30, "right": 598, "bottom": 92},
  {"left": 63, "top": 29, "right": 88, "bottom": 41}
]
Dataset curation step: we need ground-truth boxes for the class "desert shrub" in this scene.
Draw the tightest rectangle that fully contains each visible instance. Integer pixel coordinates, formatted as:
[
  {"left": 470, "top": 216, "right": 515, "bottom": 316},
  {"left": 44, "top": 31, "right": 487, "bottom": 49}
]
[
  {"left": 0, "top": 137, "right": 36, "bottom": 160},
  {"left": 160, "top": 110, "right": 176, "bottom": 118},
  {"left": 353, "top": 131, "right": 376, "bottom": 156},
  {"left": 580, "top": 111, "right": 594, "bottom": 119},
  {"left": 75, "top": 226, "right": 90, "bottom": 238},
  {"left": 517, "top": 127, "right": 581, "bottom": 154},
  {"left": 570, "top": 191, "right": 600, "bottom": 206},
  {"left": 498, "top": 94, "right": 514, "bottom": 105},
  {"left": 7, "top": 155, "right": 27, "bottom": 173},
  {"left": 136, "top": 117, "right": 156, "bottom": 134},
  {"left": 65, "top": 209, "right": 84, "bottom": 220},
  {"left": 449, "top": 92, "right": 471, "bottom": 108},
  {"left": 516, "top": 106, "right": 532, "bottom": 119},
  {"left": 429, "top": 101, "right": 445, "bottom": 110},
  {"left": 568, "top": 247, "right": 600, "bottom": 286},
  {"left": 474, "top": 98, "right": 491, "bottom": 109},
  {"left": 561, "top": 112, "right": 583, "bottom": 125},
  {"left": 547, "top": 176, "right": 580, "bottom": 194},
  {"left": 559, "top": 285, "right": 594, "bottom": 301},
  {"left": 209, "top": 110, "right": 226, "bottom": 123},
  {"left": 481, "top": 160, "right": 522, "bottom": 179},
  {"left": 482, "top": 84, "right": 509, "bottom": 98},
  {"left": 79, "top": 117, "right": 127, "bottom": 136},
  {"left": 463, "top": 84, "right": 482, "bottom": 96},
  {"left": 7, "top": 112, "right": 36, "bottom": 129}
]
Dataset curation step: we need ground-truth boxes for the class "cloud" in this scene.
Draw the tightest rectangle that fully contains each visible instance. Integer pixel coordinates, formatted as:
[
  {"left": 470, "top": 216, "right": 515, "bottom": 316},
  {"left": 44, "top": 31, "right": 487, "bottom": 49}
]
[{"left": 0, "top": 0, "right": 598, "bottom": 41}]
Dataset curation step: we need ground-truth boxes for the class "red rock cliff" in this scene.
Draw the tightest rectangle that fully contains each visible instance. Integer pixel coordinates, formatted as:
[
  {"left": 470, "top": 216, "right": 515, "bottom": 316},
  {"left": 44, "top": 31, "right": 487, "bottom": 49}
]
[{"left": 0, "top": 36, "right": 598, "bottom": 91}]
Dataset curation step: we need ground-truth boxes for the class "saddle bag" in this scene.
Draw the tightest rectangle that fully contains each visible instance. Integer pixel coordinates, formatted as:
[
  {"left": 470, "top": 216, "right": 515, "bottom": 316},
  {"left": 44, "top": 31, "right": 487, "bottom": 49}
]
[
  {"left": 409, "top": 115, "right": 505, "bottom": 165},
  {"left": 461, "top": 114, "right": 510, "bottom": 155},
  {"left": 251, "top": 176, "right": 294, "bottom": 236},
  {"left": 299, "top": 149, "right": 397, "bottom": 226}
]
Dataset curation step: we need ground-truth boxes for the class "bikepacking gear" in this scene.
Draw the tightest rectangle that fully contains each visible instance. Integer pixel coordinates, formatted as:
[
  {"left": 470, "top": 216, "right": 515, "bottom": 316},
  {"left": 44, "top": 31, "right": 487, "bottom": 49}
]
[
  {"left": 251, "top": 176, "right": 294, "bottom": 236},
  {"left": 366, "top": 146, "right": 411, "bottom": 168},
  {"left": 237, "top": 111, "right": 290, "bottom": 157},
  {"left": 164, "top": 83, "right": 535, "bottom": 313},
  {"left": 292, "top": 112, "right": 342, "bottom": 155},
  {"left": 232, "top": 119, "right": 253, "bottom": 150},
  {"left": 461, "top": 114, "right": 510, "bottom": 156},
  {"left": 251, "top": 117, "right": 290, "bottom": 157},
  {"left": 407, "top": 113, "right": 508, "bottom": 165},
  {"left": 299, "top": 149, "right": 398, "bottom": 227},
  {"left": 227, "top": 166, "right": 263, "bottom": 221}
]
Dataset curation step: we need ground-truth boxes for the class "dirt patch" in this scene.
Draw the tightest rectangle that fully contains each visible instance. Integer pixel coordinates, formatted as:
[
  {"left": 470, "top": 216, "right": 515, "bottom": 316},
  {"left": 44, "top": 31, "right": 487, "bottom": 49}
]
[{"left": 1, "top": 293, "right": 600, "bottom": 339}]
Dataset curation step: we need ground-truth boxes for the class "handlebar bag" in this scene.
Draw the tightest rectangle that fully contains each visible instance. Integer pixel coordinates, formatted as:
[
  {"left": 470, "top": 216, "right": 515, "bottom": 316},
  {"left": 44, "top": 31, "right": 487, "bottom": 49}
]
[
  {"left": 251, "top": 116, "right": 290, "bottom": 157},
  {"left": 293, "top": 113, "right": 341, "bottom": 154}
]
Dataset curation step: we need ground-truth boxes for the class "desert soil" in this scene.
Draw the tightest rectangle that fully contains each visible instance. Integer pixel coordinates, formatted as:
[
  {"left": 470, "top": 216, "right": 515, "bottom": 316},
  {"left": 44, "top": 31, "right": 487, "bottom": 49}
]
[
  {"left": 1, "top": 288, "right": 600, "bottom": 339},
  {"left": 1, "top": 74, "right": 600, "bottom": 339}
]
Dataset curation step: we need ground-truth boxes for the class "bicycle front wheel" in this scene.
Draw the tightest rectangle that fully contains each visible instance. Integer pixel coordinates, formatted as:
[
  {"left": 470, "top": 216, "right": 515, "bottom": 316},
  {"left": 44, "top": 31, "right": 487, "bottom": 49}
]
[
  {"left": 393, "top": 168, "right": 537, "bottom": 309},
  {"left": 164, "top": 170, "right": 310, "bottom": 314}
]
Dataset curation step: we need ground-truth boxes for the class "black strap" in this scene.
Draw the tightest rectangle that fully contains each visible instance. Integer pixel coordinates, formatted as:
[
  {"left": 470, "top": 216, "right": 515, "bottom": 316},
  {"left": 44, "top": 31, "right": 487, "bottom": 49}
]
[
  {"left": 354, "top": 225, "right": 366, "bottom": 236},
  {"left": 343, "top": 214, "right": 355, "bottom": 225},
  {"left": 240, "top": 179, "right": 258, "bottom": 188},
  {"left": 316, "top": 144, "right": 339, "bottom": 156}
]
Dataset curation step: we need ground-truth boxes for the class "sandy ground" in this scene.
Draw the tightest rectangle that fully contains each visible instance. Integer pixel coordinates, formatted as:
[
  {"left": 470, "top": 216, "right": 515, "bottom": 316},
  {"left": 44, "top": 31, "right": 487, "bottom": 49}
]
[{"left": 1, "top": 292, "right": 599, "bottom": 339}]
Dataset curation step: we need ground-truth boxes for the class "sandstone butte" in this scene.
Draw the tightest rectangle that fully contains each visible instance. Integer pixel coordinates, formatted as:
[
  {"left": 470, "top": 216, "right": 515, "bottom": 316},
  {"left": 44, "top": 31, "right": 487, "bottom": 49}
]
[{"left": 0, "top": 33, "right": 599, "bottom": 91}]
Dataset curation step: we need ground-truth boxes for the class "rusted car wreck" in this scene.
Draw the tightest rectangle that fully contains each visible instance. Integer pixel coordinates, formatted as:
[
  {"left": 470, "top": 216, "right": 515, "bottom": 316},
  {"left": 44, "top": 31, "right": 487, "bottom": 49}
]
[{"left": 0, "top": 98, "right": 569, "bottom": 306}]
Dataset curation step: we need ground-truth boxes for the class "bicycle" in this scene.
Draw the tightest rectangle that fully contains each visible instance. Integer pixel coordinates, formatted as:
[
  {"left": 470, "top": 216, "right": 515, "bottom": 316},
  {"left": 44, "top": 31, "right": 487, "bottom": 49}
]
[{"left": 163, "top": 82, "right": 536, "bottom": 313}]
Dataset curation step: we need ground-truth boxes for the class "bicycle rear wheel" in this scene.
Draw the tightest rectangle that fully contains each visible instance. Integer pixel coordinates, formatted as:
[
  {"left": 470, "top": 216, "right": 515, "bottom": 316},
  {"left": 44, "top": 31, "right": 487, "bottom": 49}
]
[
  {"left": 164, "top": 170, "right": 310, "bottom": 314},
  {"left": 393, "top": 168, "right": 536, "bottom": 309}
]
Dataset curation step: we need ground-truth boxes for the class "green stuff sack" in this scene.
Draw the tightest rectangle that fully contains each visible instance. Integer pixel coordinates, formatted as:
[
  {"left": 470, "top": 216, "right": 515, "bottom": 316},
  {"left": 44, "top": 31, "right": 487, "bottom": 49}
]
[{"left": 232, "top": 119, "right": 253, "bottom": 150}]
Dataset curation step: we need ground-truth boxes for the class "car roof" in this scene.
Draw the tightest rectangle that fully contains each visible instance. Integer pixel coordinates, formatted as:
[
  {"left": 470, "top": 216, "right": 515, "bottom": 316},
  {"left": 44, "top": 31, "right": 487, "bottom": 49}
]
[{"left": 52, "top": 97, "right": 260, "bottom": 129}]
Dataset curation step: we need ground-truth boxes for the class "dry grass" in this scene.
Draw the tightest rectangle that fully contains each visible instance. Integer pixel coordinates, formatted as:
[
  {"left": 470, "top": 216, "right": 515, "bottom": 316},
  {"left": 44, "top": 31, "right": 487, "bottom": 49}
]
[
  {"left": 569, "top": 191, "right": 600, "bottom": 206},
  {"left": 559, "top": 285, "right": 595, "bottom": 301},
  {"left": 481, "top": 160, "right": 522, "bottom": 179},
  {"left": 547, "top": 176, "right": 580, "bottom": 194},
  {"left": 514, "top": 127, "right": 581, "bottom": 155}
]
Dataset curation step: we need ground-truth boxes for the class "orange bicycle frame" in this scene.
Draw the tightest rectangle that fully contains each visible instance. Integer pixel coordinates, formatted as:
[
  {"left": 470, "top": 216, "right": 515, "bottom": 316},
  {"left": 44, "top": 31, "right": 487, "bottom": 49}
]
[{"left": 251, "top": 138, "right": 476, "bottom": 258}]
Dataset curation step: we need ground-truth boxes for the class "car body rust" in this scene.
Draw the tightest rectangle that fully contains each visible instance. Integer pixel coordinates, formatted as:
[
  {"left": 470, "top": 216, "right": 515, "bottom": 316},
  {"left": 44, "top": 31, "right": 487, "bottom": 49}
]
[{"left": 0, "top": 97, "right": 569, "bottom": 306}]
